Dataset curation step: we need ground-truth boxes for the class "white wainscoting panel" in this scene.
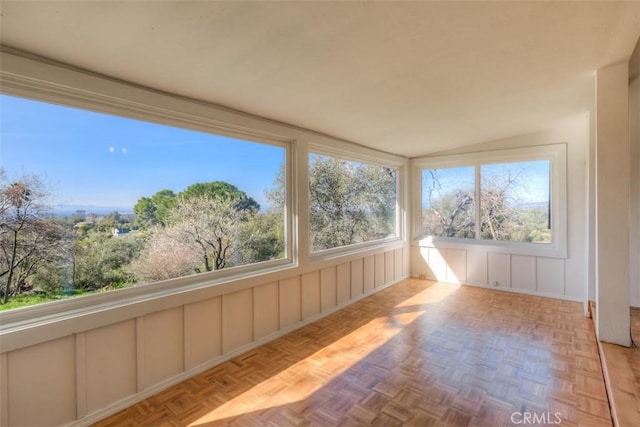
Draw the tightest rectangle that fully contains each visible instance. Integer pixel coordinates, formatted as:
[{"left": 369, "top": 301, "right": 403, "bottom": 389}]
[
  {"left": 488, "top": 252, "right": 511, "bottom": 288},
  {"left": 385, "top": 251, "right": 395, "bottom": 284},
  {"left": 466, "top": 249, "right": 488, "bottom": 285},
  {"left": 394, "top": 248, "right": 404, "bottom": 280},
  {"left": 364, "top": 255, "right": 375, "bottom": 293},
  {"left": 8, "top": 336, "right": 76, "bottom": 426},
  {"left": 85, "top": 320, "right": 137, "bottom": 414},
  {"left": 253, "top": 282, "right": 279, "bottom": 340},
  {"left": 279, "top": 276, "right": 302, "bottom": 329},
  {"left": 301, "top": 271, "right": 321, "bottom": 320},
  {"left": 185, "top": 297, "right": 222, "bottom": 370},
  {"left": 337, "top": 262, "right": 351, "bottom": 305},
  {"left": 415, "top": 244, "right": 570, "bottom": 300},
  {"left": 427, "top": 247, "right": 447, "bottom": 281},
  {"left": 142, "top": 307, "right": 184, "bottom": 389},
  {"left": 537, "top": 257, "right": 565, "bottom": 294},
  {"left": 222, "top": 289, "right": 253, "bottom": 354},
  {"left": 511, "top": 255, "right": 536, "bottom": 291},
  {"left": 351, "top": 258, "right": 364, "bottom": 297},
  {"left": 445, "top": 248, "right": 467, "bottom": 284},
  {"left": 374, "top": 253, "right": 385, "bottom": 287},
  {"left": 321, "top": 266, "right": 337, "bottom": 312}
]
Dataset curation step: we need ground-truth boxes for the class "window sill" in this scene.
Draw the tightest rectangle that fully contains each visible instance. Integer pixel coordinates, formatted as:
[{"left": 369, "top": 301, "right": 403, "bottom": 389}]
[
  {"left": 309, "top": 236, "right": 404, "bottom": 262},
  {"left": 0, "top": 258, "right": 296, "bottom": 351}
]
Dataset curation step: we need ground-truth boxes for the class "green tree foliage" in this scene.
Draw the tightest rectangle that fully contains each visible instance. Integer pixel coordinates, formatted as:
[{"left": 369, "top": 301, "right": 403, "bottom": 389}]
[
  {"left": 181, "top": 181, "right": 260, "bottom": 213},
  {"left": 74, "top": 233, "right": 143, "bottom": 291},
  {"left": 131, "top": 184, "right": 282, "bottom": 283},
  {"left": 238, "top": 210, "right": 285, "bottom": 264},
  {"left": 133, "top": 189, "right": 176, "bottom": 228},
  {"left": 309, "top": 155, "right": 397, "bottom": 251},
  {"left": 1, "top": 172, "right": 283, "bottom": 308},
  {"left": 133, "top": 182, "right": 260, "bottom": 231}
]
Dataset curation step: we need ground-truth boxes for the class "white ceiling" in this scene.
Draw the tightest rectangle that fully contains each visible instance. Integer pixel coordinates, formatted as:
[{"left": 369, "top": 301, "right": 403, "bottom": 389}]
[{"left": 1, "top": 1, "right": 639, "bottom": 158}]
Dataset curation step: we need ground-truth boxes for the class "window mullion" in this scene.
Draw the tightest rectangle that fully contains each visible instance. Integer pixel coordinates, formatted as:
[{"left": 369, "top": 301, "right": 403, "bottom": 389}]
[{"left": 475, "top": 164, "right": 481, "bottom": 239}]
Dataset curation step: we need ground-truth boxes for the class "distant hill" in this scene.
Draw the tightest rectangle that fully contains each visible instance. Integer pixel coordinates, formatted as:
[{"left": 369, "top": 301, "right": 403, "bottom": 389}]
[{"left": 53, "top": 204, "right": 134, "bottom": 217}]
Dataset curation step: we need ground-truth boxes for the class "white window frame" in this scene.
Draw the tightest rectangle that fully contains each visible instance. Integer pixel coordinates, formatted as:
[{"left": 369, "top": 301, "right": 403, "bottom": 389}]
[
  {"left": 307, "top": 142, "right": 405, "bottom": 261},
  {"left": 0, "top": 50, "right": 296, "bottom": 323},
  {"left": 413, "top": 144, "right": 567, "bottom": 258}
]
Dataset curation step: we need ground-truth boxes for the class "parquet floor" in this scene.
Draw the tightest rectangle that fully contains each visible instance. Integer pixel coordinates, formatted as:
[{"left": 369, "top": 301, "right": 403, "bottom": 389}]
[
  {"left": 94, "top": 279, "right": 611, "bottom": 426},
  {"left": 597, "top": 307, "right": 640, "bottom": 427}
]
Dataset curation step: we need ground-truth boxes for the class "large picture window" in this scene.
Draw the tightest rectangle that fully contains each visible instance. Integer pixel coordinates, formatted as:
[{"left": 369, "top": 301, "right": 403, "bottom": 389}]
[
  {"left": 416, "top": 145, "right": 566, "bottom": 257},
  {"left": 0, "top": 94, "right": 288, "bottom": 310},
  {"left": 308, "top": 152, "right": 399, "bottom": 253}
]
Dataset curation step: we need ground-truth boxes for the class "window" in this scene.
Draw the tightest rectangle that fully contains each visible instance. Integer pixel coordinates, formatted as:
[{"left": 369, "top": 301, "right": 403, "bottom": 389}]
[
  {"left": 422, "top": 166, "right": 475, "bottom": 238},
  {"left": 480, "top": 160, "right": 550, "bottom": 242},
  {"left": 309, "top": 152, "right": 399, "bottom": 253},
  {"left": 416, "top": 145, "right": 566, "bottom": 257},
  {"left": 0, "top": 94, "right": 289, "bottom": 310}
]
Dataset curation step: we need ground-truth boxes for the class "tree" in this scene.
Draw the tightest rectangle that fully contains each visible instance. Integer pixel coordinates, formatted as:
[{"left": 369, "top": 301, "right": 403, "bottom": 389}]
[
  {"left": 238, "top": 210, "right": 285, "bottom": 264},
  {"left": 0, "top": 171, "right": 63, "bottom": 303},
  {"left": 74, "top": 233, "right": 143, "bottom": 291},
  {"left": 130, "top": 181, "right": 267, "bottom": 282},
  {"left": 129, "top": 227, "right": 200, "bottom": 282},
  {"left": 308, "top": 155, "right": 397, "bottom": 251},
  {"left": 422, "top": 169, "right": 475, "bottom": 238},
  {"left": 264, "top": 163, "right": 285, "bottom": 211},
  {"left": 422, "top": 166, "right": 550, "bottom": 242},
  {"left": 167, "top": 194, "right": 251, "bottom": 272},
  {"left": 479, "top": 168, "right": 548, "bottom": 242},
  {"left": 133, "top": 182, "right": 260, "bottom": 231},
  {"left": 180, "top": 181, "right": 260, "bottom": 213},
  {"left": 133, "top": 189, "right": 177, "bottom": 228}
]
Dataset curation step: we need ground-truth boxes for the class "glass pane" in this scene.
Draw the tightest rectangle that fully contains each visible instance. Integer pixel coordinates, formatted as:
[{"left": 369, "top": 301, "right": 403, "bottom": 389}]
[
  {"left": 422, "top": 167, "right": 475, "bottom": 238},
  {"left": 0, "top": 94, "right": 286, "bottom": 310},
  {"left": 309, "top": 153, "right": 398, "bottom": 252},
  {"left": 480, "top": 160, "right": 551, "bottom": 243}
]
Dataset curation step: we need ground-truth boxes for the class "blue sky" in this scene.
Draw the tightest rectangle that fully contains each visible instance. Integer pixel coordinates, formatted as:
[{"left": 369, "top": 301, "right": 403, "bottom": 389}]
[
  {"left": 0, "top": 94, "right": 284, "bottom": 212},
  {"left": 422, "top": 160, "right": 550, "bottom": 208}
]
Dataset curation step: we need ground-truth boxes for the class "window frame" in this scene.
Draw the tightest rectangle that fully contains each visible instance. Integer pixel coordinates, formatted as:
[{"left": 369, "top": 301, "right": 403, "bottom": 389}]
[
  {"left": 307, "top": 143, "right": 405, "bottom": 261},
  {"left": 0, "top": 50, "right": 297, "bottom": 322},
  {"left": 413, "top": 144, "right": 567, "bottom": 258}
]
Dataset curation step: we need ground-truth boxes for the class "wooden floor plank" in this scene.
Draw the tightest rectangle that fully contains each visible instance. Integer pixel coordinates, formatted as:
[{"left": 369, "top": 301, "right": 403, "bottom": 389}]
[{"left": 94, "top": 279, "right": 611, "bottom": 426}]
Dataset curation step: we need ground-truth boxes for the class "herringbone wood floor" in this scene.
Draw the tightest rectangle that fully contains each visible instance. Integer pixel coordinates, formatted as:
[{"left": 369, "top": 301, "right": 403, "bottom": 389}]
[{"left": 94, "top": 279, "right": 611, "bottom": 426}]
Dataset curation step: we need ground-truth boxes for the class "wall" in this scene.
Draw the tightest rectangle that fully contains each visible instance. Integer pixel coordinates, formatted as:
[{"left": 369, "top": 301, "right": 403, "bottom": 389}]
[
  {"left": 630, "top": 38, "right": 640, "bottom": 308},
  {"left": 595, "top": 61, "right": 631, "bottom": 346},
  {"left": 0, "top": 51, "right": 410, "bottom": 426},
  {"left": 410, "top": 114, "right": 591, "bottom": 302}
]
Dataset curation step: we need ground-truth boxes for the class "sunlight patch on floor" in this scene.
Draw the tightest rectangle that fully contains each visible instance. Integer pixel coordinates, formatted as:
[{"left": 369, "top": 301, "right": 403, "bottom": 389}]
[
  {"left": 394, "top": 280, "right": 460, "bottom": 308},
  {"left": 188, "top": 309, "right": 426, "bottom": 425}
]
